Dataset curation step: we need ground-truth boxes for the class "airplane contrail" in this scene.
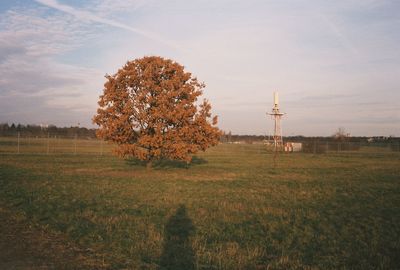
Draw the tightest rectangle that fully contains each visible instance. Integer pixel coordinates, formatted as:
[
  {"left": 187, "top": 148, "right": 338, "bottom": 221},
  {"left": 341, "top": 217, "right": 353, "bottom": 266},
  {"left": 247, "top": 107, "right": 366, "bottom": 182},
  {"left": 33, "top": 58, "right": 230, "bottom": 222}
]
[
  {"left": 34, "top": 0, "right": 180, "bottom": 50},
  {"left": 302, "top": 1, "right": 359, "bottom": 56},
  {"left": 317, "top": 13, "right": 359, "bottom": 56}
]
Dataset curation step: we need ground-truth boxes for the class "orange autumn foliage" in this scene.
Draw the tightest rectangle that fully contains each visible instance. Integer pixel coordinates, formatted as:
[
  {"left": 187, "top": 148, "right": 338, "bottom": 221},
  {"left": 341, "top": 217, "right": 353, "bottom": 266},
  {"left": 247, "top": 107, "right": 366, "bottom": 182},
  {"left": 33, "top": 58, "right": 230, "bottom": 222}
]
[{"left": 93, "top": 56, "right": 221, "bottom": 166}]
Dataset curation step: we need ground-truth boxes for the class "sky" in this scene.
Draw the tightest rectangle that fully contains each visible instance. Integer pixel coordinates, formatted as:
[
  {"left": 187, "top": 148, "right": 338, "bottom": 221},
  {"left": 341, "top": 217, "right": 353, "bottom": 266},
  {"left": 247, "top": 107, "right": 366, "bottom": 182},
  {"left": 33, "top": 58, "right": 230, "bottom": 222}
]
[{"left": 0, "top": 0, "right": 399, "bottom": 136}]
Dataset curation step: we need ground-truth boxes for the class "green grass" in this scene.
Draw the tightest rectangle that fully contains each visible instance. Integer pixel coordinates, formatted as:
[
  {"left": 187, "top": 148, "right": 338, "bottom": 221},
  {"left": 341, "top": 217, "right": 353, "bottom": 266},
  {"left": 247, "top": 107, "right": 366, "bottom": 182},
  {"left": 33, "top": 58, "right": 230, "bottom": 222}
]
[{"left": 0, "top": 141, "right": 399, "bottom": 269}]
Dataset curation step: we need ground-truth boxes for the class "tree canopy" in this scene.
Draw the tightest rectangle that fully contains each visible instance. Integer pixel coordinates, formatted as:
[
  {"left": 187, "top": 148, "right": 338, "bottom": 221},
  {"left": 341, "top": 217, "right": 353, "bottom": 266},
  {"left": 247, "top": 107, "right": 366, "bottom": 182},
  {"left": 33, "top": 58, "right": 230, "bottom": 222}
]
[{"left": 93, "top": 56, "right": 221, "bottom": 167}]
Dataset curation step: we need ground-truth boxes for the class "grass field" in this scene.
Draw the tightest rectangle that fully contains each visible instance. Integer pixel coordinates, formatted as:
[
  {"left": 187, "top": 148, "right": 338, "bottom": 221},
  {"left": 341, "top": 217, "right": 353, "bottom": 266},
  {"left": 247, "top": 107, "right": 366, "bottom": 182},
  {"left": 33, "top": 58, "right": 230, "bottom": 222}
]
[{"left": 0, "top": 139, "right": 399, "bottom": 269}]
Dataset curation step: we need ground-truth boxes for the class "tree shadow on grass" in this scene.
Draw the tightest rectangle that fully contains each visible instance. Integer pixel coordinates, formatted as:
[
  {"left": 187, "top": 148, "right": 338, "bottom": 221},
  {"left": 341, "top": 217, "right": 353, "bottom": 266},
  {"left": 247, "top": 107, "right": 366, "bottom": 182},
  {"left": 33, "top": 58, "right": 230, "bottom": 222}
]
[
  {"left": 159, "top": 205, "right": 195, "bottom": 270},
  {"left": 126, "top": 156, "right": 207, "bottom": 169}
]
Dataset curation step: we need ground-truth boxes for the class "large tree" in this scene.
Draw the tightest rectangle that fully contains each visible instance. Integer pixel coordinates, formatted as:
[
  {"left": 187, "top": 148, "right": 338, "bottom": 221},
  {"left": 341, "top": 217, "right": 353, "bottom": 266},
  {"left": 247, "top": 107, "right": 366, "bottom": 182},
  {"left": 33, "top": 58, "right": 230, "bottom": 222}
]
[{"left": 93, "top": 56, "right": 221, "bottom": 167}]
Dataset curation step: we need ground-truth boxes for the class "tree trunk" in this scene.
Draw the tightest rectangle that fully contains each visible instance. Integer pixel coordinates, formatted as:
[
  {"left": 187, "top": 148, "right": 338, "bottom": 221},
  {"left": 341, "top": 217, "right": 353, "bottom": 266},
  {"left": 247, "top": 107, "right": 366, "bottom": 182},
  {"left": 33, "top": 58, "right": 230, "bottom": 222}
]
[{"left": 146, "top": 160, "right": 153, "bottom": 170}]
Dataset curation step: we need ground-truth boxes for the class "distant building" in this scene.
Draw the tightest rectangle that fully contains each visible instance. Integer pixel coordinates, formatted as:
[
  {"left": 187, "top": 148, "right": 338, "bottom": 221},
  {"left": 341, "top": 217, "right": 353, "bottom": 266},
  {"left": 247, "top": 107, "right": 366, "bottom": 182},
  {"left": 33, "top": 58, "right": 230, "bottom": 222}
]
[{"left": 284, "top": 142, "right": 302, "bottom": 152}]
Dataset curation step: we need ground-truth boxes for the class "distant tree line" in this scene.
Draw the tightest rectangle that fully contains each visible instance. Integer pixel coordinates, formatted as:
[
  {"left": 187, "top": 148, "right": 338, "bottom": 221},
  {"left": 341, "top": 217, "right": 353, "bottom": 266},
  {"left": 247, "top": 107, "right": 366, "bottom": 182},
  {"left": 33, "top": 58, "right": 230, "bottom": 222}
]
[{"left": 0, "top": 123, "right": 97, "bottom": 138}]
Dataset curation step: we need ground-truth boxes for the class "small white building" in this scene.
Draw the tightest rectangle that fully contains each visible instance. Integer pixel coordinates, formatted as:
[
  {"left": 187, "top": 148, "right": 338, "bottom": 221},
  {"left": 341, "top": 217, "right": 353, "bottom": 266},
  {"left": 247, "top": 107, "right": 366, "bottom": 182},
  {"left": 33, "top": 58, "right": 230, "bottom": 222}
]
[{"left": 284, "top": 142, "right": 302, "bottom": 152}]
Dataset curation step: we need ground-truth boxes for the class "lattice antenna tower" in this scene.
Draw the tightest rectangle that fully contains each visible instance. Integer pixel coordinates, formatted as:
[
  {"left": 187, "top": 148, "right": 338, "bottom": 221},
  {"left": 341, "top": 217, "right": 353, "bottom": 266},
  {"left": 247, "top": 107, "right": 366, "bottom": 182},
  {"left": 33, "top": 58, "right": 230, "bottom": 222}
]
[{"left": 267, "top": 92, "right": 285, "bottom": 151}]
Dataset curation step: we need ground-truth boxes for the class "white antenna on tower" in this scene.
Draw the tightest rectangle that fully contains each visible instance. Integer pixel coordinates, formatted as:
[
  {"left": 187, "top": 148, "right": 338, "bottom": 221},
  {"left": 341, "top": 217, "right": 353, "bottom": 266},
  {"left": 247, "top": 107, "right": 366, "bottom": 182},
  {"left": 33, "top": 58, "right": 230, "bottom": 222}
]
[{"left": 267, "top": 91, "right": 285, "bottom": 151}]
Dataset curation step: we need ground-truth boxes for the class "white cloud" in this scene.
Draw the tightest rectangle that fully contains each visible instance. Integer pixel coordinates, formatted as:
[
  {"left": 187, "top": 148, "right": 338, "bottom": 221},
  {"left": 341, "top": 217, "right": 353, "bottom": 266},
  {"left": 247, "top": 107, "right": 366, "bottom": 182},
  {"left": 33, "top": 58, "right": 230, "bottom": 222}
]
[
  {"left": 34, "top": 0, "right": 181, "bottom": 49},
  {"left": 0, "top": 7, "right": 103, "bottom": 126},
  {"left": 92, "top": 0, "right": 153, "bottom": 16}
]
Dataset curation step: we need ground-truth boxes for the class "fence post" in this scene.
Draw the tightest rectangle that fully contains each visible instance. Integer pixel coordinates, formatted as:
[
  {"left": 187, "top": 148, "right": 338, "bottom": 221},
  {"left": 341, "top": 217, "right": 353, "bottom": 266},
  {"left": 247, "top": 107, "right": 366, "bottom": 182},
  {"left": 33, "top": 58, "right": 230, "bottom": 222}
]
[
  {"left": 74, "top": 134, "right": 77, "bottom": 155},
  {"left": 47, "top": 133, "right": 50, "bottom": 155},
  {"left": 313, "top": 141, "right": 317, "bottom": 154},
  {"left": 17, "top": 132, "right": 20, "bottom": 154}
]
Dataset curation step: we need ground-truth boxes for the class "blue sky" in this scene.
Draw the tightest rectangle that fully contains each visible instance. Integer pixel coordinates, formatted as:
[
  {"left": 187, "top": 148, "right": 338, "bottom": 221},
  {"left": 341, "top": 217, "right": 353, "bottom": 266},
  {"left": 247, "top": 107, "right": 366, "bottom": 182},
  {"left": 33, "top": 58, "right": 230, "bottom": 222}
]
[{"left": 0, "top": 0, "right": 399, "bottom": 136}]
